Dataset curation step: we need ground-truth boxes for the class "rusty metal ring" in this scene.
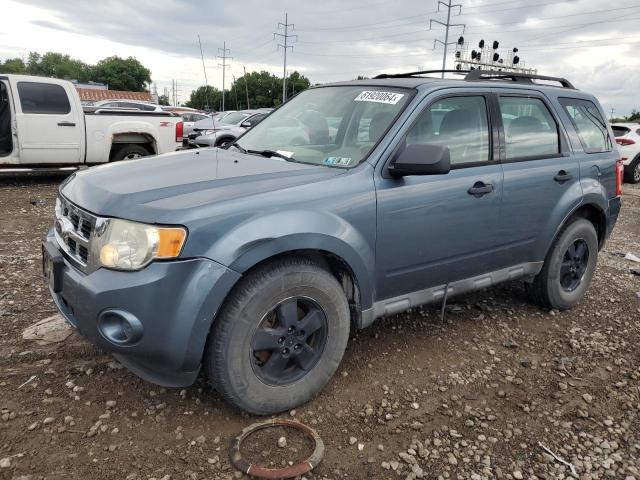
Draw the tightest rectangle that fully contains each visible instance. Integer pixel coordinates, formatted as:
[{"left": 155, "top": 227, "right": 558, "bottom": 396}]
[{"left": 229, "top": 418, "right": 324, "bottom": 479}]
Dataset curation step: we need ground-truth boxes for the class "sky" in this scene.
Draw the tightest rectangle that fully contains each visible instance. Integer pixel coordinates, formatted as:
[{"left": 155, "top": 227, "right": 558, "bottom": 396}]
[{"left": 1, "top": 0, "right": 639, "bottom": 116}]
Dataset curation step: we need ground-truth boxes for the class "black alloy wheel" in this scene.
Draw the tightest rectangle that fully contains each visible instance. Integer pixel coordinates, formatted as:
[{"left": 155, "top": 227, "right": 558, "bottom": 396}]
[
  {"left": 559, "top": 239, "right": 590, "bottom": 292},
  {"left": 251, "top": 297, "right": 328, "bottom": 386}
]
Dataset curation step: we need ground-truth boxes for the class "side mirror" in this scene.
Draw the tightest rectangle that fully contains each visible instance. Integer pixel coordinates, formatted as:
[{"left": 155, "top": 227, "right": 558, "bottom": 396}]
[
  {"left": 388, "top": 143, "right": 451, "bottom": 176},
  {"left": 240, "top": 121, "right": 252, "bottom": 128}
]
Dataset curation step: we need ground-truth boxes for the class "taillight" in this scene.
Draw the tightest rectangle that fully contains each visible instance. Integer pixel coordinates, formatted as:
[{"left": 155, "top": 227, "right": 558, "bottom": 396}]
[
  {"left": 615, "top": 159, "right": 624, "bottom": 197},
  {"left": 615, "top": 138, "right": 635, "bottom": 146},
  {"left": 175, "top": 121, "right": 183, "bottom": 142}
]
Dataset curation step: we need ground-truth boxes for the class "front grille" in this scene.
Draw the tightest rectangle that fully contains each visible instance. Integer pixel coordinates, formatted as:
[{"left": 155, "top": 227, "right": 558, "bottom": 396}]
[{"left": 54, "top": 196, "right": 97, "bottom": 270}]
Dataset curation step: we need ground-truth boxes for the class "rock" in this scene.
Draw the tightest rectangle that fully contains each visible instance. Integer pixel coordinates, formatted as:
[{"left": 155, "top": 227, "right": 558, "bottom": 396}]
[
  {"left": 411, "top": 402, "right": 419, "bottom": 410},
  {"left": 277, "top": 436, "right": 287, "bottom": 448},
  {"left": 22, "top": 315, "right": 72, "bottom": 345},
  {"left": 349, "top": 436, "right": 357, "bottom": 445},
  {"left": 513, "top": 471, "right": 523, "bottom": 479},
  {"left": 447, "top": 453, "right": 458, "bottom": 465},
  {"left": 43, "top": 417, "right": 55, "bottom": 425},
  {"left": 106, "top": 400, "right": 117, "bottom": 408},
  {"left": 0, "top": 457, "right": 11, "bottom": 468},
  {"left": 389, "top": 461, "right": 400, "bottom": 471},
  {"left": 381, "top": 461, "right": 390, "bottom": 470},
  {"left": 583, "top": 393, "right": 593, "bottom": 404},
  {"left": 358, "top": 443, "right": 364, "bottom": 451}
]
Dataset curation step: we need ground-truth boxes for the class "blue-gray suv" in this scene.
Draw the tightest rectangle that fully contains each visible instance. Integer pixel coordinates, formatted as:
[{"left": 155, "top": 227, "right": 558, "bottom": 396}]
[{"left": 43, "top": 70, "right": 623, "bottom": 414}]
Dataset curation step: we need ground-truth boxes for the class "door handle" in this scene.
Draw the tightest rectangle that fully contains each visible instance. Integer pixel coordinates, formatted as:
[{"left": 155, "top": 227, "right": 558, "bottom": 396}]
[
  {"left": 554, "top": 170, "right": 573, "bottom": 183},
  {"left": 467, "top": 181, "right": 494, "bottom": 198},
  {"left": 57, "top": 121, "right": 76, "bottom": 127}
]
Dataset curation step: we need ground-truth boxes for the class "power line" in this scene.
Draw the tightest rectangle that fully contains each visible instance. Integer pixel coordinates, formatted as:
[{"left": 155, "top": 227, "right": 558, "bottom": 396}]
[
  {"left": 216, "top": 41, "right": 232, "bottom": 111},
  {"left": 430, "top": 0, "right": 465, "bottom": 77},
  {"left": 274, "top": 13, "right": 297, "bottom": 103}
]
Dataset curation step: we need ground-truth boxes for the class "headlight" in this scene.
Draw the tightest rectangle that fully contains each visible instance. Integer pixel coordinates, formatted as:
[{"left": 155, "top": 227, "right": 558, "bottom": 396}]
[
  {"left": 202, "top": 129, "right": 215, "bottom": 135},
  {"left": 95, "top": 219, "right": 187, "bottom": 271}
]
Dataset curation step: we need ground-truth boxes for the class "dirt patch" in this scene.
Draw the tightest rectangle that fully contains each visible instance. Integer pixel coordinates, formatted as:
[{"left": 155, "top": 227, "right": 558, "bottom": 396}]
[{"left": 0, "top": 175, "right": 639, "bottom": 480}]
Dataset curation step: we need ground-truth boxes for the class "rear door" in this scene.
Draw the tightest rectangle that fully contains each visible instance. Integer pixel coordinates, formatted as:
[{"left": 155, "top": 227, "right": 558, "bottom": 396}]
[
  {"left": 13, "top": 79, "right": 83, "bottom": 164},
  {"left": 375, "top": 89, "right": 504, "bottom": 300},
  {"left": 493, "top": 89, "right": 582, "bottom": 267}
]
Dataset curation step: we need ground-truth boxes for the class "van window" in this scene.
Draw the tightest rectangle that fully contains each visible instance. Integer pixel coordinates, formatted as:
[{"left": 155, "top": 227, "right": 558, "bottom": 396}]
[
  {"left": 498, "top": 96, "right": 560, "bottom": 160},
  {"left": 17, "top": 82, "right": 71, "bottom": 114},
  {"left": 406, "top": 96, "right": 490, "bottom": 166},
  {"left": 559, "top": 98, "right": 612, "bottom": 153}
]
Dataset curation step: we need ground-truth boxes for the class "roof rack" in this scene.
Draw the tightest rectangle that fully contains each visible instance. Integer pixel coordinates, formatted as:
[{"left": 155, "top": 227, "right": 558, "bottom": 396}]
[
  {"left": 464, "top": 70, "right": 575, "bottom": 89},
  {"left": 372, "top": 69, "right": 575, "bottom": 89},
  {"left": 373, "top": 70, "right": 466, "bottom": 79}
]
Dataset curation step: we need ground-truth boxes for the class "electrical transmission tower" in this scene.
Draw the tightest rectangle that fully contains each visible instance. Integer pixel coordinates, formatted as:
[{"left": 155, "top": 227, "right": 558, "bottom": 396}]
[
  {"left": 274, "top": 13, "right": 297, "bottom": 104},
  {"left": 430, "top": 0, "right": 465, "bottom": 78},
  {"left": 216, "top": 41, "right": 232, "bottom": 111}
]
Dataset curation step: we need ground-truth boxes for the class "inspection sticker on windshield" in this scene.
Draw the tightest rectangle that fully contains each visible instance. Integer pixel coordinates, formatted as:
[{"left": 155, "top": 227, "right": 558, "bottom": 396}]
[
  {"left": 354, "top": 91, "right": 404, "bottom": 105},
  {"left": 324, "top": 156, "right": 353, "bottom": 167}
]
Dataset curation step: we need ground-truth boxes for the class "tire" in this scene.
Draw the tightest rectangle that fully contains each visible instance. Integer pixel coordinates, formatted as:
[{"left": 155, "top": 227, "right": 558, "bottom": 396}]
[
  {"left": 215, "top": 137, "right": 234, "bottom": 148},
  {"left": 205, "top": 258, "right": 350, "bottom": 415},
  {"left": 526, "top": 218, "right": 598, "bottom": 311},
  {"left": 110, "top": 144, "right": 150, "bottom": 162},
  {"left": 624, "top": 156, "right": 640, "bottom": 184}
]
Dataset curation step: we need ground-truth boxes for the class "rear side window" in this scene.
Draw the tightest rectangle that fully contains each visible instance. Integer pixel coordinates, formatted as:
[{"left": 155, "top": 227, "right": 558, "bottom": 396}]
[
  {"left": 612, "top": 126, "right": 630, "bottom": 137},
  {"left": 498, "top": 96, "right": 560, "bottom": 160},
  {"left": 559, "top": 98, "right": 612, "bottom": 153},
  {"left": 17, "top": 82, "right": 70, "bottom": 114},
  {"left": 405, "top": 96, "right": 490, "bottom": 166}
]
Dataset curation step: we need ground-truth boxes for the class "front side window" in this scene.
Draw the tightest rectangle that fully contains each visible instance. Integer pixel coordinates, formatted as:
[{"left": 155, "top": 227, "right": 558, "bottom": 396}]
[
  {"left": 498, "top": 96, "right": 560, "bottom": 160},
  {"left": 559, "top": 98, "right": 612, "bottom": 153},
  {"left": 405, "top": 96, "right": 490, "bottom": 166},
  {"left": 236, "top": 86, "right": 411, "bottom": 168},
  {"left": 17, "top": 82, "right": 70, "bottom": 114}
]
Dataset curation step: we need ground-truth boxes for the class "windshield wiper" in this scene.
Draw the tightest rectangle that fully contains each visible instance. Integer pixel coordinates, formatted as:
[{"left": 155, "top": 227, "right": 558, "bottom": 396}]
[
  {"left": 247, "top": 149, "right": 295, "bottom": 162},
  {"left": 226, "top": 142, "right": 247, "bottom": 153}
]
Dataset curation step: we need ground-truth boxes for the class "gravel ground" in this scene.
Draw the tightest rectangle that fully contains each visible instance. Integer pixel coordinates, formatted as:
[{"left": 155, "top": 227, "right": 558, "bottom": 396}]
[{"left": 0, "top": 176, "right": 639, "bottom": 480}]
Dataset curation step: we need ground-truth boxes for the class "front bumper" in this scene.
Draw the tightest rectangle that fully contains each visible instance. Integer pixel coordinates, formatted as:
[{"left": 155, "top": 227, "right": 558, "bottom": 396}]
[{"left": 44, "top": 230, "right": 241, "bottom": 387}]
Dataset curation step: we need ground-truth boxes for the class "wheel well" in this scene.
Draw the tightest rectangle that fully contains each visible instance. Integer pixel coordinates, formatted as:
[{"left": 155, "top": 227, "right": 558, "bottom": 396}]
[
  {"left": 239, "top": 250, "right": 362, "bottom": 328},
  {"left": 568, "top": 204, "right": 606, "bottom": 249},
  {"left": 110, "top": 133, "right": 157, "bottom": 158}
]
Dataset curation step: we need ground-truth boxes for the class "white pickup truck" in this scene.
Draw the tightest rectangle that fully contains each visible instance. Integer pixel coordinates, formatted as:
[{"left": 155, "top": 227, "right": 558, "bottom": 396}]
[{"left": 0, "top": 74, "right": 182, "bottom": 173}]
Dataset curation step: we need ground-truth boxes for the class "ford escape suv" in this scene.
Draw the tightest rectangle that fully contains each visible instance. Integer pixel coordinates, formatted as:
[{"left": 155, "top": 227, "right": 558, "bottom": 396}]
[{"left": 43, "top": 70, "right": 623, "bottom": 414}]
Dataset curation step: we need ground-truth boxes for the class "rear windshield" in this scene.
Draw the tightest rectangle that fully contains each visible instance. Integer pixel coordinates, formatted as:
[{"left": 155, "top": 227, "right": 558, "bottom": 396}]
[{"left": 612, "top": 126, "right": 630, "bottom": 137}]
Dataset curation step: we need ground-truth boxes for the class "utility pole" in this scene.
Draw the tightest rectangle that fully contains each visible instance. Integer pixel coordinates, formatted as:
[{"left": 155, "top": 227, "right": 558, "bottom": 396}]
[
  {"left": 216, "top": 42, "right": 232, "bottom": 111},
  {"left": 274, "top": 13, "right": 297, "bottom": 104},
  {"left": 232, "top": 75, "right": 239, "bottom": 109},
  {"left": 609, "top": 108, "right": 615, "bottom": 121},
  {"left": 430, "top": 0, "right": 465, "bottom": 78},
  {"left": 243, "top": 65, "right": 250, "bottom": 110},
  {"left": 198, "top": 35, "right": 210, "bottom": 110}
]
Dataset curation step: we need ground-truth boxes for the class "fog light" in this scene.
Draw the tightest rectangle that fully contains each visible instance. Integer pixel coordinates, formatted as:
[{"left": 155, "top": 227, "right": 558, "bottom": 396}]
[{"left": 97, "top": 309, "right": 143, "bottom": 345}]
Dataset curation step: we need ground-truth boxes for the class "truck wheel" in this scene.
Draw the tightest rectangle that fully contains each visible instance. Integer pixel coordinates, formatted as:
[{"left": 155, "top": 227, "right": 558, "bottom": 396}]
[
  {"left": 526, "top": 218, "right": 598, "bottom": 311},
  {"left": 624, "top": 156, "right": 640, "bottom": 184},
  {"left": 110, "top": 144, "right": 150, "bottom": 162},
  {"left": 205, "top": 258, "right": 350, "bottom": 415}
]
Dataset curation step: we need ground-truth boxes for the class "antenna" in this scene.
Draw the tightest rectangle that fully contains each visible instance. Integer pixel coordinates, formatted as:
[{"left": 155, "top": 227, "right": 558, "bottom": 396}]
[{"left": 197, "top": 35, "right": 210, "bottom": 110}]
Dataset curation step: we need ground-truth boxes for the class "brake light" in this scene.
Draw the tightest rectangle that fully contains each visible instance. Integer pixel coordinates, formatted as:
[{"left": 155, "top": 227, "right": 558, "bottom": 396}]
[
  {"left": 616, "top": 159, "right": 624, "bottom": 197},
  {"left": 175, "top": 121, "right": 183, "bottom": 142},
  {"left": 615, "top": 138, "right": 635, "bottom": 146}
]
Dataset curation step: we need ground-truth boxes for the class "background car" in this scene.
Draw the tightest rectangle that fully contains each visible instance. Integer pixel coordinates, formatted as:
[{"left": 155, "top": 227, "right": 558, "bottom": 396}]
[
  {"left": 180, "top": 112, "right": 210, "bottom": 141},
  {"left": 611, "top": 123, "right": 640, "bottom": 183},
  {"left": 189, "top": 109, "right": 272, "bottom": 147},
  {"left": 91, "top": 99, "right": 164, "bottom": 111}
]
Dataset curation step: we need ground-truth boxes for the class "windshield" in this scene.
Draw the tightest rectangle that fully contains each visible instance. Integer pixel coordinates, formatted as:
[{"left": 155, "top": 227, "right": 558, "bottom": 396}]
[
  {"left": 235, "top": 86, "right": 412, "bottom": 168},
  {"left": 220, "top": 112, "right": 250, "bottom": 125}
]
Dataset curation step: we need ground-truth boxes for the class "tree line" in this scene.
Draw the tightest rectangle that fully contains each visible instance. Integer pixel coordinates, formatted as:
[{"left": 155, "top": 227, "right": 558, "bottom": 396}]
[
  {"left": 0, "top": 52, "right": 152, "bottom": 92},
  {"left": 0, "top": 50, "right": 312, "bottom": 111},
  {"left": 186, "top": 71, "right": 311, "bottom": 111},
  {"left": 611, "top": 110, "right": 640, "bottom": 124}
]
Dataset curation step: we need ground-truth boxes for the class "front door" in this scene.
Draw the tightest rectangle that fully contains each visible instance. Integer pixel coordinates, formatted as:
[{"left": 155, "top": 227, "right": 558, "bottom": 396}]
[
  {"left": 13, "top": 80, "right": 83, "bottom": 164},
  {"left": 375, "top": 92, "right": 503, "bottom": 301}
]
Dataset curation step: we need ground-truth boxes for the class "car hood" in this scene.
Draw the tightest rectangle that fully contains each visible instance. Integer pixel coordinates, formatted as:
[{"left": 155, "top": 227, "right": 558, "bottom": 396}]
[{"left": 61, "top": 148, "right": 344, "bottom": 224}]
